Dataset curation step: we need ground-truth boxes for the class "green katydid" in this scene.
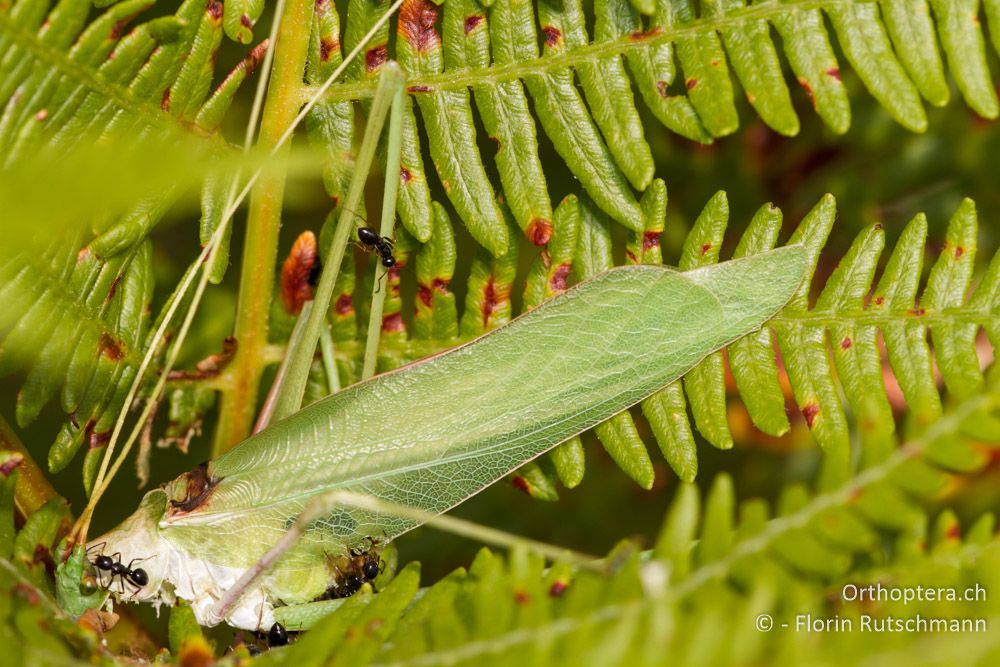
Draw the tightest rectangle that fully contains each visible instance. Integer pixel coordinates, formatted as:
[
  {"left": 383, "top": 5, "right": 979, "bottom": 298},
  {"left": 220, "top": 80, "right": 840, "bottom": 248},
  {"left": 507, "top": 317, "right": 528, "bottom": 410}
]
[
  {"left": 81, "top": 242, "right": 806, "bottom": 629},
  {"left": 63, "top": 15, "right": 808, "bottom": 630}
]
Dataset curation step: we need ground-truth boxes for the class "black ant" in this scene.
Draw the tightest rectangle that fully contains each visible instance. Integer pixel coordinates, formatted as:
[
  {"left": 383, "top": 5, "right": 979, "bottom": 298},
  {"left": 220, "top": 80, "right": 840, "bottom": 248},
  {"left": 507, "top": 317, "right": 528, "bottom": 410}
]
[
  {"left": 350, "top": 537, "right": 385, "bottom": 582},
  {"left": 268, "top": 622, "right": 289, "bottom": 647},
  {"left": 356, "top": 227, "right": 397, "bottom": 294},
  {"left": 243, "top": 622, "right": 290, "bottom": 653},
  {"left": 321, "top": 537, "right": 384, "bottom": 599},
  {"left": 356, "top": 227, "right": 396, "bottom": 269},
  {"left": 87, "top": 543, "right": 148, "bottom": 596}
]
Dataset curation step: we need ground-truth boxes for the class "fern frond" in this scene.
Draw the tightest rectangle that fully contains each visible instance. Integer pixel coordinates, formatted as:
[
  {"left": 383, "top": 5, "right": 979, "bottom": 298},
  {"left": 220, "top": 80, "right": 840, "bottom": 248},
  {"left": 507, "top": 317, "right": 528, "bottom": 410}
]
[
  {"left": 0, "top": 240, "right": 153, "bottom": 487},
  {"left": 302, "top": 191, "right": 996, "bottom": 496},
  {"left": 0, "top": 0, "right": 265, "bottom": 260},
  {"left": 254, "top": 375, "right": 1000, "bottom": 664},
  {"left": 310, "top": 0, "right": 1000, "bottom": 248},
  {"left": 0, "top": 0, "right": 271, "bottom": 488}
]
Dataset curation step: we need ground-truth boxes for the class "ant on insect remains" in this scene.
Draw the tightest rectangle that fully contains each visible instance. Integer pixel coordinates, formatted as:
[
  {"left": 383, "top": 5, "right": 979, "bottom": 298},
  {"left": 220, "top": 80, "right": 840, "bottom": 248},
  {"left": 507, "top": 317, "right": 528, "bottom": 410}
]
[
  {"left": 322, "top": 536, "right": 385, "bottom": 600},
  {"left": 86, "top": 543, "right": 149, "bottom": 596}
]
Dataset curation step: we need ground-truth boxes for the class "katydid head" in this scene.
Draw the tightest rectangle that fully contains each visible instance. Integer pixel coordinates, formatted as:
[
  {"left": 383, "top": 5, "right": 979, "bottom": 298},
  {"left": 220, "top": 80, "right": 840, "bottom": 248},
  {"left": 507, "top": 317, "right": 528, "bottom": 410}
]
[
  {"left": 88, "top": 491, "right": 171, "bottom": 595},
  {"left": 91, "top": 488, "right": 281, "bottom": 629}
]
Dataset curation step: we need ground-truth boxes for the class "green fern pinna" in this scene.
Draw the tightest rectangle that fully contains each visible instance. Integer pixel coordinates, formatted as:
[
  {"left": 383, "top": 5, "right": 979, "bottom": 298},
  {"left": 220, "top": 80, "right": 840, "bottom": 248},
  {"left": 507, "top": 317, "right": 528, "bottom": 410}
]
[{"left": 1, "top": 0, "right": 999, "bottom": 664}]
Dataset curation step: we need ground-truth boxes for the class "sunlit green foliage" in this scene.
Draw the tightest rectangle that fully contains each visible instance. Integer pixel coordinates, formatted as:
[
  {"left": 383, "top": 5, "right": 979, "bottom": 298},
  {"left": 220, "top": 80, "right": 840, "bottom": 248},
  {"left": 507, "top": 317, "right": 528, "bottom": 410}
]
[{"left": 2, "top": 0, "right": 1000, "bottom": 664}]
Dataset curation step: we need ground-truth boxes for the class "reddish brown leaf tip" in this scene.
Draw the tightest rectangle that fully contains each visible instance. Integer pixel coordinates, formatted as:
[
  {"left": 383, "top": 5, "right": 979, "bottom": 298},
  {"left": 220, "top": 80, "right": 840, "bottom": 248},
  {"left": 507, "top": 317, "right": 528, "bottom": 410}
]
[
  {"left": 99, "top": 333, "right": 123, "bottom": 361},
  {"left": 208, "top": 1, "right": 223, "bottom": 20},
  {"left": 798, "top": 78, "right": 815, "bottom": 106},
  {"left": 320, "top": 36, "right": 338, "bottom": 62},
  {"left": 527, "top": 219, "right": 553, "bottom": 246},
  {"left": 280, "top": 231, "right": 319, "bottom": 315},
  {"left": 549, "top": 581, "right": 568, "bottom": 597},
  {"left": 240, "top": 13, "right": 252, "bottom": 29},
  {"left": 630, "top": 27, "right": 661, "bottom": 40},
  {"left": 400, "top": 165, "right": 413, "bottom": 184},
  {"left": 481, "top": 277, "right": 497, "bottom": 328},
  {"left": 418, "top": 284, "right": 433, "bottom": 307},
  {"left": 826, "top": 67, "right": 841, "bottom": 81},
  {"left": 643, "top": 231, "right": 661, "bottom": 251},
  {"left": 399, "top": 0, "right": 440, "bottom": 52},
  {"left": 511, "top": 475, "right": 530, "bottom": 493},
  {"left": 955, "top": 245, "right": 965, "bottom": 258},
  {"left": 542, "top": 25, "right": 561, "bottom": 47},
  {"left": 0, "top": 455, "right": 23, "bottom": 477},
  {"left": 246, "top": 41, "right": 269, "bottom": 74},
  {"left": 550, "top": 264, "right": 571, "bottom": 293},
  {"left": 366, "top": 45, "right": 388, "bottom": 72},
  {"left": 382, "top": 313, "right": 405, "bottom": 333},
  {"left": 335, "top": 293, "right": 354, "bottom": 315},
  {"left": 801, "top": 403, "right": 820, "bottom": 428},
  {"left": 840, "top": 336, "right": 852, "bottom": 350},
  {"left": 685, "top": 78, "right": 697, "bottom": 90},
  {"left": 514, "top": 590, "right": 531, "bottom": 605},
  {"left": 464, "top": 14, "right": 484, "bottom": 35},
  {"left": 109, "top": 18, "right": 129, "bottom": 40},
  {"left": 106, "top": 274, "right": 123, "bottom": 302},
  {"left": 700, "top": 242, "right": 712, "bottom": 255},
  {"left": 89, "top": 430, "right": 111, "bottom": 450}
]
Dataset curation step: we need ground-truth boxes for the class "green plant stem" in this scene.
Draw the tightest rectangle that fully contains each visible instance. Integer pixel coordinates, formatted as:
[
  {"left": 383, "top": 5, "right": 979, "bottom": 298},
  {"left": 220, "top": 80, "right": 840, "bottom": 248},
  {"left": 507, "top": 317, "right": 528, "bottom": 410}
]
[
  {"left": 274, "top": 64, "right": 405, "bottom": 417},
  {"left": 0, "top": 415, "right": 59, "bottom": 518},
  {"left": 255, "top": 301, "right": 314, "bottom": 430},
  {"left": 361, "top": 80, "right": 405, "bottom": 380},
  {"left": 212, "top": 0, "right": 315, "bottom": 457},
  {"left": 319, "top": 326, "right": 340, "bottom": 394}
]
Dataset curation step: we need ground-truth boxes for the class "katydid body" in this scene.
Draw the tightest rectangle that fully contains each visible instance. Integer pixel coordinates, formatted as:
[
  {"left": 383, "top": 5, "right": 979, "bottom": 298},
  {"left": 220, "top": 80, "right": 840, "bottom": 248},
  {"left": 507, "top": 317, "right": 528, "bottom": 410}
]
[{"left": 89, "top": 248, "right": 806, "bottom": 629}]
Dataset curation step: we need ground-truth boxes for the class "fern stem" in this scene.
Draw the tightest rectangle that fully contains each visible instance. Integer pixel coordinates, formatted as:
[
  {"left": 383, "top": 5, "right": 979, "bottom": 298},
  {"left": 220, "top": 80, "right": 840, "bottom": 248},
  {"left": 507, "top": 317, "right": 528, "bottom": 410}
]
[
  {"left": 772, "top": 308, "right": 995, "bottom": 327},
  {"left": 311, "top": 0, "right": 844, "bottom": 104},
  {"left": 212, "top": 0, "right": 316, "bottom": 457},
  {"left": 0, "top": 415, "right": 59, "bottom": 518}
]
